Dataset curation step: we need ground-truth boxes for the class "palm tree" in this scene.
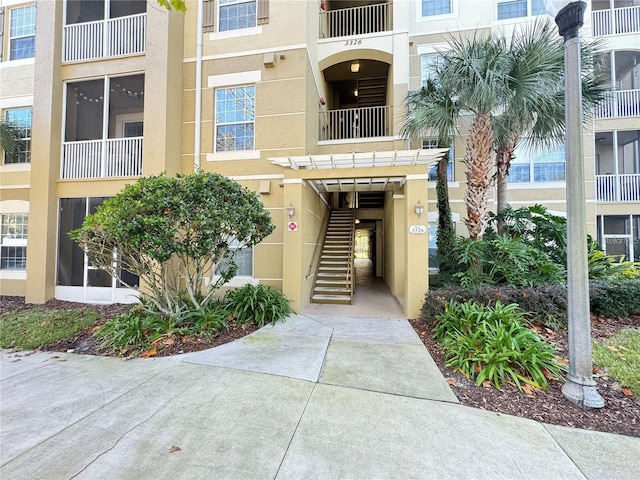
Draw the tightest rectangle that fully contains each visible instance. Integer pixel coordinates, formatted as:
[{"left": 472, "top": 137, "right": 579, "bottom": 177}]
[
  {"left": 493, "top": 20, "right": 607, "bottom": 233},
  {"left": 403, "top": 73, "right": 459, "bottom": 270},
  {"left": 438, "top": 34, "right": 511, "bottom": 241}
]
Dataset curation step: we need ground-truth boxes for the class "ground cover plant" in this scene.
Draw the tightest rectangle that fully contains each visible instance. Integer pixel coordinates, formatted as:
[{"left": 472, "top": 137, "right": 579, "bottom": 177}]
[
  {"left": 593, "top": 329, "right": 640, "bottom": 396},
  {"left": 434, "top": 300, "right": 566, "bottom": 391}
]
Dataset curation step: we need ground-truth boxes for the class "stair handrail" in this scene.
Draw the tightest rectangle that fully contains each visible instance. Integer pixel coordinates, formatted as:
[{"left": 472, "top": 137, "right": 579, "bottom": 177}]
[
  {"left": 345, "top": 210, "right": 356, "bottom": 295},
  {"left": 305, "top": 208, "right": 332, "bottom": 280}
]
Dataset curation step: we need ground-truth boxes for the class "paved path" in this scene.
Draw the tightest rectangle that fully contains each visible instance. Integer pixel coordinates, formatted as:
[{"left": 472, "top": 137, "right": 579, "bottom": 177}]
[{"left": 1, "top": 314, "right": 639, "bottom": 479}]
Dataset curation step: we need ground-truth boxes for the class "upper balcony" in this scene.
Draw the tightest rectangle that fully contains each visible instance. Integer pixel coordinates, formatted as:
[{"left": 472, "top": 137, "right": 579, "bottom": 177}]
[
  {"left": 595, "top": 50, "right": 640, "bottom": 119},
  {"left": 319, "top": 60, "right": 392, "bottom": 142},
  {"left": 595, "top": 129, "right": 640, "bottom": 202},
  {"left": 61, "top": 75, "right": 144, "bottom": 179},
  {"left": 319, "top": 1, "right": 392, "bottom": 39},
  {"left": 592, "top": 1, "right": 640, "bottom": 36},
  {"left": 63, "top": 0, "right": 147, "bottom": 62}
]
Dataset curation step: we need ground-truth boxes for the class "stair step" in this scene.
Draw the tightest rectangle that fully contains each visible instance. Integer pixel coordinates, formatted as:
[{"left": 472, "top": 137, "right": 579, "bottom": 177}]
[
  {"left": 315, "top": 279, "right": 348, "bottom": 287},
  {"left": 314, "top": 286, "right": 351, "bottom": 294},
  {"left": 311, "top": 294, "right": 352, "bottom": 305}
]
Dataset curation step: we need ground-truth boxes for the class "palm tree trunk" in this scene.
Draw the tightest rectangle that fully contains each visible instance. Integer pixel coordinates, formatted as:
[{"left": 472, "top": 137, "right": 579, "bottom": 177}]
[
  {"left": 495, "top": 141, "right": 515, "bottom": 234},
  {"left": 435, "top": 148, "right": 456, "bottom": 272},
  {"left": 464, "top": 113, "right": 494, "bottom": 241}
]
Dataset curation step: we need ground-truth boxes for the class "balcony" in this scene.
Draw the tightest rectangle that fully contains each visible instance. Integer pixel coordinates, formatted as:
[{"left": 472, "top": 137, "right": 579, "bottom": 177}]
[
  {"left": 596, "top": 174, "right": 640, "bottom": 202},
  {"left": 592, "top": 5, "right": 640, "bottom": 36},
  {"left": 63, "top": 13, "right": 146, "bottom": 62},
  {"left": 320, "top": 2, "right": 392, "bottom": 39},
  {"left": 319, "top": 106, "right": 391, "bottom": 141},
  {"left": 61, "top": 138, "right": 143, "bottom": 179},
  {"left": 595, "top": 89, "right": 640, "bottom": 118}
]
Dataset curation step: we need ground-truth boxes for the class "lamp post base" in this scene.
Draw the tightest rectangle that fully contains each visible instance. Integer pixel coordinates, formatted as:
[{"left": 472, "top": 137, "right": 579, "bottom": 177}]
[{"left": 562, "top": 375, "right": 605, "bottom": 409}]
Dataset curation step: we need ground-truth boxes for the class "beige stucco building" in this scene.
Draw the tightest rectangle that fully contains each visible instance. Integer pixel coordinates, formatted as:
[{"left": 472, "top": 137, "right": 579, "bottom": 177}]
[{"left": 1, "top": 0, "right": 639, "bottom": 318}]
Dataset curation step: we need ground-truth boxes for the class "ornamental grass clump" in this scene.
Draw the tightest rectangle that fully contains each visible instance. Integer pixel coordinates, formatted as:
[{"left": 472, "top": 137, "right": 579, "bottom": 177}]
[{"left": 433, "top": 300, "right": 566, "bottom": 391}]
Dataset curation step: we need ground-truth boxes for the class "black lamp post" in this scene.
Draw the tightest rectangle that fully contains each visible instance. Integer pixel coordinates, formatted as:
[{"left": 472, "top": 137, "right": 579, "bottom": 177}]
[{"left": 544, "top": 0, "right": 604, "bottom": 408}]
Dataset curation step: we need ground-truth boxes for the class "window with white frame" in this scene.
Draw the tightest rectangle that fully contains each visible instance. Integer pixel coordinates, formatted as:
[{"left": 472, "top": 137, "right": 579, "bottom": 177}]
[
  {"left": 1, "top": 213, "right": 28, "bottom": 270},
  {"left": 219, "top": 0, "right": 256, "bottom": 32},
  {"left": 423, "top": 138, "right": 454, "bottom": 181},
  {"left": 216, "top": 241, "right": 253, "bottom": 277},
  {"left": 508, "top": 143, "right": 565, "bottom": 183},
  {"left": 3, "top": 108, "right": 32, "bottom": 164},
  {"left": 497, "top": 0, "right": 546, "bottom": 20},
  {"left": 421, "top": 0, "right": 451, "bottom": 16},
  {"left": 9, "top": 5, "right": 36, "bottom": 60},
  {"left": 421, "top": 54, "right": 444, "bottom": 87},
  {"left": 215, "top": 85, "right": 255, "bottom": 152}
]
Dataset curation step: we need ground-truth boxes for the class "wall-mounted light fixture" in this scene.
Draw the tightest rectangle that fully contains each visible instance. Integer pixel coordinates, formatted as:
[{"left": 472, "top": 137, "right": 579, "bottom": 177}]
[
  {"left": 286, "top": 204, "right": 296, "bottom": 219},
  {"left": 414, "top": 200, "right": 424, "bottom": 218},
  {"left": 353, "top": 89, "right": 358, "bottom": 97},
  {"left": 350, "top": 62, "right": 360, "bottom": 73}
]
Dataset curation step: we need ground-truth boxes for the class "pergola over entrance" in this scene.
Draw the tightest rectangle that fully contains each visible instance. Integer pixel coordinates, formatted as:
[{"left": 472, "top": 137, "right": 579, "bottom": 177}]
[{"left": 268, "top": 149, "right": 448, "bottom": 319}]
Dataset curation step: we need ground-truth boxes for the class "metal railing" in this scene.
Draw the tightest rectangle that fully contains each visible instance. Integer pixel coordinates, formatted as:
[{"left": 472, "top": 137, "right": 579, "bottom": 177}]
[
  {"left": 592, "top": 6, "right": 640, "bottom": 36},
  {"left": 63, "top": 13, "right": 146, "bottom": 62},
  {"left": 346, "top": 212, "right": 356, "bottom": 296},
  {"left": 320, "top": 2, "right": 391, "bottom": 38},
  {"left": 319, "top": 105, "right": 391, "bottom": 141},
  {"left": 595, "top": 90, "right": 640, "bottom": 119},
  {"left": 596, "top": 174, "right": 640, "bottom": 202},
  {"left": 62, "top": 137, "right": 143, "bottom": 179}
]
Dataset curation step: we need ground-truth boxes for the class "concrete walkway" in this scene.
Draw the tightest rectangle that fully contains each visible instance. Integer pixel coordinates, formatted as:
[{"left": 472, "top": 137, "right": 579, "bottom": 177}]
[{"left": 1, "top": 313, "right": 639, "bottom": 480}]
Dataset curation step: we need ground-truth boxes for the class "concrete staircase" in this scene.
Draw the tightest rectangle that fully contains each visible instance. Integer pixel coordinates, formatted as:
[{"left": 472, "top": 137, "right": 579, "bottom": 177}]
[{"left": 311, "top": 209, "right": 356, "bottom": 305}]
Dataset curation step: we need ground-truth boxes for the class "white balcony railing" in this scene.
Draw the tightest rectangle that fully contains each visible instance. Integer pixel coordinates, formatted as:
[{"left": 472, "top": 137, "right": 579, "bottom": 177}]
[
  {"left": 595, "top": 90, "right": 640, "bottom": 119},
  {"left": 596, "top": 174, "right": 640, "bottom": 202},
  {"left": 63, "top": 13, "right": 146, "bottom": 62},
  {"left": 62, "top": 138, "right": 143, "bottom": 179},
  {"left": 320, "top": 2, "right": 392, "bottom": 39},
  {"left": 319, "top": 106, "right": 391, "bottom": 141},
  {"left": 592, "top": 6, "right": 640, "bottom": 36}
]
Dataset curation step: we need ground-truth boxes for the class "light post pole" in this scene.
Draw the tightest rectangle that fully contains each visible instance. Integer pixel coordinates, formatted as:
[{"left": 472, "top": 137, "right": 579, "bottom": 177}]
[{"left": 544, "top": 0, "right": 604, "bottom": 408}]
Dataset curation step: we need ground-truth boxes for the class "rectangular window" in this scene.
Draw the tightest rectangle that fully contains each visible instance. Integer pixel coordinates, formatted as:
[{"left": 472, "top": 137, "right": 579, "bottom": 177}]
[
  {"left": 9, "top": 6, "right": 36, "bottom": 60},
  {"left": 421, "top": 54, "right": 444, "bottom": 87},
  {"left": 216, "top": 242, "right": 253, "bottom": 277},
  {"left": 423, "top": 138, "right": 454, "bottom": 181},
  {"left": 1, "top": 213, "right": 28, "bottom": 270},
  {"left": 498, "top": 0, "right": 545, "bottom": 20},
  {"left": 508, "top": 143, "right": 565, "bottom": 183},
  {"left": 3, "top": 108, "right": 32, "bottom": 164},
  {"left": 219, "top": 0, "right": 256, "bottom": 32},
  {"left": 215, "top": 85, "right": 255, "bottom": 152},
  {"left": 422, "top": 0, "right": 451, "bottom": 16}
]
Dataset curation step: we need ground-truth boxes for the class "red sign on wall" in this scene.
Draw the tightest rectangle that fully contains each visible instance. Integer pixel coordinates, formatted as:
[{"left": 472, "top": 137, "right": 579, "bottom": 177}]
[{"left": 288, "top": 221, "right": 298, "bottom": 232}]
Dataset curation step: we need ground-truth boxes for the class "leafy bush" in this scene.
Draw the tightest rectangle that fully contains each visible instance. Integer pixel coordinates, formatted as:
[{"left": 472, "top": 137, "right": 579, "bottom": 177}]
[
  {"left": 225, "top": 284, "right": 293, "bottom": 327},
  {"left": 96, "top": 308, "right": 162, "bottom": 355},
  {"left": 0, "top": 308, "right": 100, "bottom": 350},
  {"left": 70, "top": 171, "right": 275, "bottom": 317},
  {"left": 434, "top": 301, "right": 566, "bottom": 391},
  {"left": 590, "top": 279, "right": 640, "bottom": 318},
  {"left": 422, "top": 284, "right": 568, "bottom": 329}
]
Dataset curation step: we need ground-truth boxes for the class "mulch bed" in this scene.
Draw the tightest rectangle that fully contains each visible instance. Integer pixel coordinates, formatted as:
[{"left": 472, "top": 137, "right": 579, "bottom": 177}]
[
  {"left": 2, "top": 295, "right": 639, "bottom": 437},
  {"left": 409, "top": 315, "right": 640, "bottom": 439}
]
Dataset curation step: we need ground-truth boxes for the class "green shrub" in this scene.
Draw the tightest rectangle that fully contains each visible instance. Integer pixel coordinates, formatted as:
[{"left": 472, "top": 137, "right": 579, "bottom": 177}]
[
  {"left": 96, "top": 308, "right": 162, "bottom": 354},
  {"left": 422, "top": 284, "right": 567, "bottom": 330},
  {"left": 224, "top": 284, "right": 293, "bottom": 327},
  {"left": 434, "top": 301, "right": 566, "bottom": 391},
  {"left": 590, "top": 279, "right": 640, "bottom": 318},
  {"left": 0, "top": 308, "right": 100, "bottom": 350}
]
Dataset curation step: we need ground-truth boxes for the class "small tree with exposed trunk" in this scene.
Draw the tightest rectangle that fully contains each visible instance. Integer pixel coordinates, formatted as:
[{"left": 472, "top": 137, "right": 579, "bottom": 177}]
[{"left": 70, "top": 172, "right": 274, "bottom": 316}]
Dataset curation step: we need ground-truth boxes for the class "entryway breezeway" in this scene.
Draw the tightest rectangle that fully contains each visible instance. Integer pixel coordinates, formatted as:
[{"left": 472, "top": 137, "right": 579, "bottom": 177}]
[{"left": 303, "top": 258, "right": 404, "bottom": 318}]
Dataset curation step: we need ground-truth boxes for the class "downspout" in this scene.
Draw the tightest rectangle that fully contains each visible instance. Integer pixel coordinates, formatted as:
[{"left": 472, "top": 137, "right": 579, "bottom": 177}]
[{"left": 194, "top": 0, "right": 204, "bottom": 171}]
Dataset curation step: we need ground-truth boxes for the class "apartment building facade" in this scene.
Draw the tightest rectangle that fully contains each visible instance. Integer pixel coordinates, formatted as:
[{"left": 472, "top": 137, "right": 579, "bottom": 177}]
[{"left": 1, "top": 0, "right": 638, "bottom": 318}]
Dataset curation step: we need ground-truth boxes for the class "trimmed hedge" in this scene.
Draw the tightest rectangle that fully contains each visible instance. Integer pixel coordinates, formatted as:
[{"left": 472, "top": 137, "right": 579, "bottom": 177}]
[{"left": 421, "top": 279, "right": 640, "bottom": 323}]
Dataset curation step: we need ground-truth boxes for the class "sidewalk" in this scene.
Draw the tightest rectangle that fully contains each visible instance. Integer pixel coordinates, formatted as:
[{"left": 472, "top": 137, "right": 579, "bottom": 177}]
[{"left": 1, "top": 313, "right": 638, "bottom": 479}]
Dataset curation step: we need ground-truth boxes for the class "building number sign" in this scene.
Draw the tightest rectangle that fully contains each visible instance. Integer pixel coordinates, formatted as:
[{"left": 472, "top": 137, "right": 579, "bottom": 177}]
[{"left": 344, "top": 39, "right": 362, "bottom": 46}]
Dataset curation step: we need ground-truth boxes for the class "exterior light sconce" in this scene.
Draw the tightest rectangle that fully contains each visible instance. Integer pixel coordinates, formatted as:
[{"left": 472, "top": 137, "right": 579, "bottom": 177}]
[
  {"left": 350, "top": 62, "right": 360, "bottom": 73},
  {"left": 414, "top": 200, "right": 424, "bottom": 218},
  {"left": 286, "top": 204, "right": 295, "bottom": 219}
]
